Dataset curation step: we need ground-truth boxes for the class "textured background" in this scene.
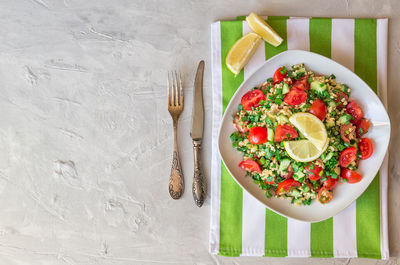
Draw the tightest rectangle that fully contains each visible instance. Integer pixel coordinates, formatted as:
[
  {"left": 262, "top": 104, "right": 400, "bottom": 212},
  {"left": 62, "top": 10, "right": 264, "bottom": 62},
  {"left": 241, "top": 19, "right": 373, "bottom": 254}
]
[{"left": 0, "top": 0, "right": 399, "bottom": 264}]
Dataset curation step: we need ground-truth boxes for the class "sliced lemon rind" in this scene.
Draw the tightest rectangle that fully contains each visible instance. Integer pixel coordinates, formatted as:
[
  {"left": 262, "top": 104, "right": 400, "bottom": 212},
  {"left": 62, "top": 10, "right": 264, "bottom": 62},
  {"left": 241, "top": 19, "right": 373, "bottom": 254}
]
[
  {"left": 225, "top": 32, "right": 262, "bottom": 75},
  {"left": 289, "top": 113, "right": 327, "bottom": 151},
  {"left": 284, "top": 138, "right": 329, "bottom": 163},
  {"left": 246, "top": 12, "right": 283, "bottom": 47}
]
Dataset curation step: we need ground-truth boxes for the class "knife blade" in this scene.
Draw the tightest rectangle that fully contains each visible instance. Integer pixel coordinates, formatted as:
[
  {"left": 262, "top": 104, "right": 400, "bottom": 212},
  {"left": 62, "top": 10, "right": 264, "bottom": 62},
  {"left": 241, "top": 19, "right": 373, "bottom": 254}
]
[
  {"left": 190, "top": 60, "right": 204, "bottom": 140},
  {"left": 190, "top": 60, "right": 206, "bottom": 207}
]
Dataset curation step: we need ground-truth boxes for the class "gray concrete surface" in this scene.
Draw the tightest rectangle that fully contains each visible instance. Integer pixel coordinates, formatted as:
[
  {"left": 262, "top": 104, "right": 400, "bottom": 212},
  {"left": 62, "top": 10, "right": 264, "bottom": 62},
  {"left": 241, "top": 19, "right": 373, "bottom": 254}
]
[{"left": 0, "top": 0, "right": 399, "bottom": 264}]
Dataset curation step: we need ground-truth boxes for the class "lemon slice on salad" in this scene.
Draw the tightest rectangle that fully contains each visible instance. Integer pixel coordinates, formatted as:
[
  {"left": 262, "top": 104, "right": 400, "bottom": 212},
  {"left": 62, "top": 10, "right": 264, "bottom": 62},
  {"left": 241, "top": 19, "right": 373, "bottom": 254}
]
[
  {"left": 225, "top": 32, "right": 262, "bottom": 75},
  {"left": 246, "top": 12, "right": 283, "bottom": 47},
  {"left": 284, "top": 138, "right": 329, "bottom": 162},
  {"left": 289, "top": 113, "right": 328, "bottom": 150}
]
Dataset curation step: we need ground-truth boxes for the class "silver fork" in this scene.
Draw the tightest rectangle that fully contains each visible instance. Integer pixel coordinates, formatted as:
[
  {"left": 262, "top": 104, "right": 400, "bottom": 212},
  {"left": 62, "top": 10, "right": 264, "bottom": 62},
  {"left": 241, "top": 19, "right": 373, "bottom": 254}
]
[{"left": 167, "top": 71, "right": 184, "bottom": 199}]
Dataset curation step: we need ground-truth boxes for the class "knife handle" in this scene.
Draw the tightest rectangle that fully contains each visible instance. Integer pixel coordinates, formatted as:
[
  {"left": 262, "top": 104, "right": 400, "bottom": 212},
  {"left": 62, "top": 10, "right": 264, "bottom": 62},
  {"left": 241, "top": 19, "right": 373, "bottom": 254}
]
[{"left": 192, "top": 139, "right": 206, "bottom": 207}]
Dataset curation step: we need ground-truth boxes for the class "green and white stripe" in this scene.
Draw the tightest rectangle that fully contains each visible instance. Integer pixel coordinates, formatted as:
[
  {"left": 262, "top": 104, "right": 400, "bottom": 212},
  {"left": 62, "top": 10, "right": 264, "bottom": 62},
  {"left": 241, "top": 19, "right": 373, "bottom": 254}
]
[{"left": 210, "top": 17, "right": 389, "bottom": 259}]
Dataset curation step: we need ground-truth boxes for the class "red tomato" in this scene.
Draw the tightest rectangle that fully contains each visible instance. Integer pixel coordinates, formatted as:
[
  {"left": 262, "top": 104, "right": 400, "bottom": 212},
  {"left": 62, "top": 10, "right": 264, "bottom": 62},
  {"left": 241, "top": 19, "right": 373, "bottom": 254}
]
[
  {"left": 341, "top": 168, "right": 362, "bottom": 183},
  {"left": 274, "top": 124, "right": 298, "bottom": 142},
  {"left": 323, "top": 176, "right": 338, "bottom": 190},
  {"left": 309, "top": 99, "right": 327, "bottom": 121},
  {"left": 356, "top": 118, "right": 371, "bottom": 138},
  {"left": 346, "top": 101, "right": 364, "bottom": 124},
  {"left": 318, "top": 187, "right": 333, "bottom": 204},
  {"left": 275, "top": 179, "right": 301, "bottom": 195},
  {"left": 284, "top": 88, "right": 307, "bottom": 106},
  {"left": 241, "top": 89, "right": 265, "bottom": 111},
  {"left": 359, "top": 137, "right": 373, "bottom": 160},
  {"left": 292, "top": 76, "right": 310, "bottom": 91},
  {"left": 335, "top": 92, "right": 349, "bottom": 109},
  {"left": 248, "top": 127, "right": 268, "bottom": 145},
  {"left": 273, "top": 67, "right": 288, "bottom": 83},
  {"left": 239, "top": 159, "right": 261, "bottom": 173},
  {"left": 305, "top": 163, "right": 324, "bottom": 181},
  {"left": 339, "top": 147, "right": 357, "bottom": 167},
  {"left": 233, "top": 115, "right": 248, "bottom": 134}
]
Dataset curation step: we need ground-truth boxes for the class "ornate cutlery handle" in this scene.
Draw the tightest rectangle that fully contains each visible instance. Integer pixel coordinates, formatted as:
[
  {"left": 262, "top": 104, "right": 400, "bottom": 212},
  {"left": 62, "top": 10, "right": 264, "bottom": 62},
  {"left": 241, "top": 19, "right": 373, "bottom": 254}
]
[
  {"left": 169, "top": 121, "right": 184, "bottom": 199},
  {"left": 192, "top": 139, "right": 206, "bottom": 207}
]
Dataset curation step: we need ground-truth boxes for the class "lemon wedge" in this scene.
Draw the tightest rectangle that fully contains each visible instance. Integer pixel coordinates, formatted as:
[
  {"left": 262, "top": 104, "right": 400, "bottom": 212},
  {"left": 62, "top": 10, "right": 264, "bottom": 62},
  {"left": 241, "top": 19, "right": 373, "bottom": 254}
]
[
  {"left": 246, "top": 12, "right": 283, "bottom": 47},
  {"left": 225, "top": 32, "right": 262, "bottom": 75},
  {"left": 289, "top": 113, "right": 328, "bottom": 150},
  {"left": 284, "top": 138, "right": 329, "bottom": 162}
]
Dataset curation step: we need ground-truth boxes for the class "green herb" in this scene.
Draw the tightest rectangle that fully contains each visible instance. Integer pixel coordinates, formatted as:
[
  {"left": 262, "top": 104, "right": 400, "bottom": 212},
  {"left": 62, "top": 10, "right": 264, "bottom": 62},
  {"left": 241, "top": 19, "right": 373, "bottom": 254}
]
[
  {"left": 280, "top": 66, "right": 287, "bottom": 75},
  {"left": 330, "top": 74, "right": 336, "bottom": 79},
  {"left": 267, "top": 78, "right": 273, "bottom": 83},
  {"left": 238, "top": 104, "right": 243, "bottom": 111}
]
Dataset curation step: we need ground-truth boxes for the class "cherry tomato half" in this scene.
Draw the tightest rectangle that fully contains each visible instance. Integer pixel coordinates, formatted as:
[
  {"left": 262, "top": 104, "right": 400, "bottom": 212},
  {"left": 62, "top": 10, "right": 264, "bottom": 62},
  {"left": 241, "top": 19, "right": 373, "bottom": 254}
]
[
  {"left": 346, "top": 101, "right": 364, "bottom": 124},
  {"left": 292, "top": 76, "right": 310, "bottom": 91},
  {"left": 359, "top": 137, "right": 373, "bottom": 160},
  {"left": 339, "top": 147, "right": 357, "bottom": 167},
  {"left": 309, "top": 99, "right": 327, "bottom": 121},
  {"left": 305, "top": 163, "right": 324, "bottom": 181},
  {"left": 274, "top": 124, "right": 298, "bottom": 142},
  {"left": 323, "top": 176, "right": 338, "bottom": 190},
  {"left": 234, "top": 115, "right": 248, "bottom": 134},
  {"left": 356, "top": 118, "right": 371, "bottom": 138},
  {"left": 318, "top": 187, "right": 333, "bottom": 204},
  {"left": 273, "top": 67, "right": 288, "bottom": 83},
  {"left": 239, "top": 159, "right": 261, "bottom": 173},
  {"left": 335, "top": 91, "right": 349, "bottom": 110},
  {"left": 284, "top": 88, "right": 307, "bottom": 106},
  {"left": 241, "top": 89, "right": 265, "bottom": 111},
  {"left": 275, "top": 179, "right": 301, "bottom": 195},
  {"left": 248, "top": 126, "right": 268, "bottom": 145},
  {"left": 341, "top": 168, "right": 362, "bottom": 183}
]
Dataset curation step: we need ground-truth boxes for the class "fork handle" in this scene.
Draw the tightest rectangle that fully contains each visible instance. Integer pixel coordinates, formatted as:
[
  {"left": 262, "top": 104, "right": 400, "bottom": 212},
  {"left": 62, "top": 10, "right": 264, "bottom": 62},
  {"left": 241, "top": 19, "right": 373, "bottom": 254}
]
[
  {"left": 169, "top": 121, "right": 184, "bottom": 199},
  {"left": 192, "top": 139, "right": 206, "bottom": 207}
]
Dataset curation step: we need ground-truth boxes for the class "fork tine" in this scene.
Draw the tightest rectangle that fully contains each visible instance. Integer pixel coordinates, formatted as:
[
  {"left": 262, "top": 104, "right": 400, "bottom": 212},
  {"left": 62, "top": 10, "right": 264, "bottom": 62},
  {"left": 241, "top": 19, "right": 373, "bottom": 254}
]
[
  {"left": 179, "top": 72, "right": 183, "bottom": 105},
  {"left": 174, "top": 71, "right": 179, "bottom": 106}
]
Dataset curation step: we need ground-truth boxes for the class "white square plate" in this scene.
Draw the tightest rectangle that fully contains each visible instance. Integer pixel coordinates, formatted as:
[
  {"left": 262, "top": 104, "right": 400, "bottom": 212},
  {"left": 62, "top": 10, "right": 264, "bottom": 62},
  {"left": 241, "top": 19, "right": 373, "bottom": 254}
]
[{"left": 218, "top": 50, "right": 390, "bottom": 222}]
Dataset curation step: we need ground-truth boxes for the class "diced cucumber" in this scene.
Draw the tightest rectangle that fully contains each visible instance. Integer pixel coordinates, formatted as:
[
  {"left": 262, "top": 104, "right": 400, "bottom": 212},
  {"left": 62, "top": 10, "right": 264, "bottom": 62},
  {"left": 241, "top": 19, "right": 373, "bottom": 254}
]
[
  {"left": 297, "top": 67, "right": 306, "bottom": 74},
  {"left": 338, "top": 114, "right": 352, "bottom": 125},
  {"left": 324, "top": 152, "right": 334, "bottom": 162},
  {"left": 259, "top": 156, "right": 266, "bottom": 165},
  {"left": 282, "top": 83, "right": 290, "bottom": 94},
  {"left": 326, "top": 119, "right": 335, "bottom": 128},
  {"left": 293, "top": 171, "right": 305, "bottom": 182},
  {"left": 328, "top": 100, "right": 337, "bottom": 108},
  {"left": 277, "top": 114, "right": 289, "bottom": 124},
  {"left": 311, "top": 80, "right": 327, "bottom": 93},
  {"left": 267, "top": 127, "right": 274, "bottom": 142},
  {"left": 279, "top": 158, "right": 291, "bottom": 172}
]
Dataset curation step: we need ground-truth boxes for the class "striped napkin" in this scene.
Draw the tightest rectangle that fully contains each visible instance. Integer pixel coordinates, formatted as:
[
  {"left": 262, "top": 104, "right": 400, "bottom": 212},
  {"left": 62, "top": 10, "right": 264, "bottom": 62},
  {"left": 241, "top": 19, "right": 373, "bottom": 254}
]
[{"left": 210, "top": 17, "right": 389, "bottom": 259}]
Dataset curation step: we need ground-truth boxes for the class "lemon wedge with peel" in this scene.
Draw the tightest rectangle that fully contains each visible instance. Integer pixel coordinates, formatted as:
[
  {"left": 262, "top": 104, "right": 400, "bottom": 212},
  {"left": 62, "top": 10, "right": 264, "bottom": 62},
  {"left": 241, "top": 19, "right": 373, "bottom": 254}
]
[
  {"left": 246, "top": 12, "right": 283, "bottom": 47},
  {"left": 284, "top": 138, "right": 329, "bottom": 162},
  {"left": 225, "top": 32, "right": 262, "bottom": 75},
  {"left": 289, "top": 113, "right": 328, "bottom": 150}
]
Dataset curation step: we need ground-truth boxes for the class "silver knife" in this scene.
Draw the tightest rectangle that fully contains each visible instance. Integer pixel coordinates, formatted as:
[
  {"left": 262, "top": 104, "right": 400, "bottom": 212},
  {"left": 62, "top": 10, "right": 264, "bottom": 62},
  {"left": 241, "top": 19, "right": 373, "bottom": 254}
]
[{"left": 190, "top": 60, "right": 206, "bottom": 207}]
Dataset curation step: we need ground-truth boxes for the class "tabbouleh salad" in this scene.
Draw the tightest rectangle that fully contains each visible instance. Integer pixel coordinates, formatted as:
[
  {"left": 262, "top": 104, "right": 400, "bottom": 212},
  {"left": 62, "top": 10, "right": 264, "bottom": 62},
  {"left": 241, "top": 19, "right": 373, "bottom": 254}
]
[{"left": 230, "top": 64, "right": 374, "bottom": 205}]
